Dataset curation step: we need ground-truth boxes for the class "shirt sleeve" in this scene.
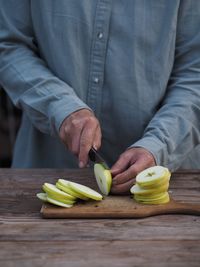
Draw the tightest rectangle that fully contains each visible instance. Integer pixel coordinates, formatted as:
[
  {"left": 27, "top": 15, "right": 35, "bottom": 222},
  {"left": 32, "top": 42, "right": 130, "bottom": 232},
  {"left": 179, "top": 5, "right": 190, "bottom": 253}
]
[
  {"left": 131, "top": 0, "right": 200, "bottom": 171},
  {"left": 0, "top": 0, "right": 91, "bottom": 136}
]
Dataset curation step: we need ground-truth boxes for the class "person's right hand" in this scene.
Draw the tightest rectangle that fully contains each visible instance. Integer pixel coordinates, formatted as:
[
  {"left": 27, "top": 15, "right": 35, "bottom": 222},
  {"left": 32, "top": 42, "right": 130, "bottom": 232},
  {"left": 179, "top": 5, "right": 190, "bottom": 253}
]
[{"left": 59, "top": 109, "right": 102, "bottom": 168}]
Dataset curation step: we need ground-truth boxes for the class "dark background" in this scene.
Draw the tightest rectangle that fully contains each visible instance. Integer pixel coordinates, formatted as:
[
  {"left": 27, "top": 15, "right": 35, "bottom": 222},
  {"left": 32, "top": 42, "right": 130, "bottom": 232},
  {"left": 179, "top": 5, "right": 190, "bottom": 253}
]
[{"left": 0, "top": 87, "right": 21, "bottom": 167}]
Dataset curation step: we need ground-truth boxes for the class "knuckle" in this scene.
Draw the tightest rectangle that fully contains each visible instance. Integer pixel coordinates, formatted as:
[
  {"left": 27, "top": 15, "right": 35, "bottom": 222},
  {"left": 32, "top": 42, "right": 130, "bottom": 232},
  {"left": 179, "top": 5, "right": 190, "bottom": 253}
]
[
  {"left": 71, "top": 119, "right": 82, "bottom": 129},
  {"left": 88, "top": 116, "right": 98, "bottom": 125},
  {"left": 80, "top": 139, "right": 90, "bottom": 149},
  {"left": 129, "top": 165, "right": 138, "bottom": 177}
]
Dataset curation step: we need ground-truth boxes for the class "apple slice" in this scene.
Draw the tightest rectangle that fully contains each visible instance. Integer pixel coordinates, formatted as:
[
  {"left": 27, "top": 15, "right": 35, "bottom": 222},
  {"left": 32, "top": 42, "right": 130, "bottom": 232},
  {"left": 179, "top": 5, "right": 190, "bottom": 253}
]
[
  {"left": 134, "top": 192, "right": 168, "bottom": 201},
  {"left": 37, "top": 191, "right": 73, "bottom": 207},
  {"left": 138, "top": 169, "right": 171, "bottom": 189},
  {"left": 134, "top": 192, "right": 170, "bottom": 205},
  {"left": 56, "top": 179, "right": 89, "bottom": 200},
  {"left": 130, "top": 182, "right": 169, "bottom": 196},
  {"left": 94, "top": 163, "right": 112, "bottom": 195},
  {"left": 46, "top": 196, "right": 73, "bottom": 208},
  {"left": 36, "top": 192, "right": 47, "bottom": 202},
  {"left": 136, "top": 166, "right": 171, "bottom": 188},
  {"left": 42, "top": 183, "right": 76, "bottom": 201},
  {"left": 68, "top": 181, "right": 103, "bottom": 201},
  {"left": 131, "top": 166, "right": 171, "bottom": 205},
  {"left": 47, "top": 193, "right": 76, "bottom": 205}
]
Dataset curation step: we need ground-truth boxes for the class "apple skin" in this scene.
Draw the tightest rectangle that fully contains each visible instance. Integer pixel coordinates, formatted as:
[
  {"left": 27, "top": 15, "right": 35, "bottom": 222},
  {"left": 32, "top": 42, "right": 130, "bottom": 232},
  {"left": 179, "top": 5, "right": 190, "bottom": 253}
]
[
  {"left": 56, "top": 180, "right": 89, "bottom": 200},
  {"left": 36, "top": 191, "right": 73, "bottom": 208},
  {"left": 46, "top": 193, "right": 76, "bottom": 205},
  {"left": 43, "top": 183, "right": 74, "bottom": 200},
  {"left": 36, "top": 193, "right": 47, "bottom": 202},
  {"left": 46, "top": 196, "right": 73, "bottom": 208},
  {"left": 131, "top": 166, "right": 171, "bottom": 205},
  {"left": 136, "top": 166, "right": 171, "bottom": 188},
  {"left": 68, "top": 181, "right": 103, "bottom": 201},
  {"left": 94, "top": 163, "right": 112, "bottom": 196},
  {"left": 130, "top": 182, "right": 169, "bottom": 196},
  {"left": 134, "top": 192, "right": 170, "bottom": 205}
]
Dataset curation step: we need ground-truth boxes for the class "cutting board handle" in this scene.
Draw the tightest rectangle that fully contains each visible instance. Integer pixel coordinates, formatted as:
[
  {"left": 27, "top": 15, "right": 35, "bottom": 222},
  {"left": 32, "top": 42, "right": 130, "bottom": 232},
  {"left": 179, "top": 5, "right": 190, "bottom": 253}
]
[{"left": 141, "top": 200, "right": 200, "bottom": 218}]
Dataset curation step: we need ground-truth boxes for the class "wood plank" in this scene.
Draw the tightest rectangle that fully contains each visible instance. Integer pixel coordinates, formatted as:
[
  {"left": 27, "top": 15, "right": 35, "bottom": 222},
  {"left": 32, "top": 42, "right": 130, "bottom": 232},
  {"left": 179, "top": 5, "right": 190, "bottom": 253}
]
[
  {"left": 0, "top": 169, "right": 199, "bottom": 216},
  {"left": 0, "top": 241, "right": 199, "bottom": 267},
  {"left": 0, "top": 215, "right": 199, "bottom": 241}
]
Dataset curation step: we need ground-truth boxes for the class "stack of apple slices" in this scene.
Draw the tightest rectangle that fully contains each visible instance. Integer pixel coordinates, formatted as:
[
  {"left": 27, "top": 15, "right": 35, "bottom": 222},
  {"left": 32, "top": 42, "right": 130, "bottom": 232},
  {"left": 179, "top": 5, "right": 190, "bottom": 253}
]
[
  {"left": 130, "top": 166, "right": 171, "bottom": 204},
  {"left": 37, "top": 179, "right": 103, "bottom": 208}
]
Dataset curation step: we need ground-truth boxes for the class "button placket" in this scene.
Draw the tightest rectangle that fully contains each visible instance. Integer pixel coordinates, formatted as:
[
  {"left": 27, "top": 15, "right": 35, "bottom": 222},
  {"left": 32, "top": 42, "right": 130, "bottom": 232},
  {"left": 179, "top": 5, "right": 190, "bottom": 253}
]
[{"left": 87, "top": 0, "right": 112, "bottom": 116}]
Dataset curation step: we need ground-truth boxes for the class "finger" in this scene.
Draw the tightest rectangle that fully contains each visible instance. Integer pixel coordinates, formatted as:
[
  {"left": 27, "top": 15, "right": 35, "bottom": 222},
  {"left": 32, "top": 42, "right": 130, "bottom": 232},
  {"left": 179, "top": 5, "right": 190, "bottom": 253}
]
[
  {"left": 111, "top": 179, "right": 135, "bottom": 195},
  {"left": 70, "top": 130, "right": 82, "bottom": 156},
  {"left": 112, "top": 164, "right": 138, "bottom": 185},
  {"left": 78, "top": 120, "right": 98, "bottom": 167},
  {"left": 113, "top": 155, "right": 155, "bottom": 186},
  {"left": 62, "top": 121, "right": 83, "bottom": 155},
  {"left": 110, "top": 153, "right": 133, "bottom": 177},
  {"left": 93, "top": 125, "right": 102, "bottom": 150}
]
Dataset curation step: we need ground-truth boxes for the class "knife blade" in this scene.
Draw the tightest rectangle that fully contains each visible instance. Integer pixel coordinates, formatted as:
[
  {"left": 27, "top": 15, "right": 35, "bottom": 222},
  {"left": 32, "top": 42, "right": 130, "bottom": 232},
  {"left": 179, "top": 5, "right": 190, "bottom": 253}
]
[{"left": 88, "top": 147, "right": 110, "bottom": 170}]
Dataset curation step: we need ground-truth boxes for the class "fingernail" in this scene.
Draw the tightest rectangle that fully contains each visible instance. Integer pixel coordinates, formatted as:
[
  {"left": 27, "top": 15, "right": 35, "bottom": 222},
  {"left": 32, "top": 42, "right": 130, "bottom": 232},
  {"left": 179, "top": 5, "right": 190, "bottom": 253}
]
[
  {"left": 93, "top": 144, "right": 98, "bottom": 150},
  {"left": 79, "top": 161, "right": 84, "bottom": 168}
]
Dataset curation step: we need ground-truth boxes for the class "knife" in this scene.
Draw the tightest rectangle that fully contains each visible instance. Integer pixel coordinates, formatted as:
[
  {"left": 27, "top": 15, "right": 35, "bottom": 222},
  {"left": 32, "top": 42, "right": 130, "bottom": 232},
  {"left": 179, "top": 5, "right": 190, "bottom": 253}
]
[{"left": 88, "top": 147, "right": 110, "bottom": 170}]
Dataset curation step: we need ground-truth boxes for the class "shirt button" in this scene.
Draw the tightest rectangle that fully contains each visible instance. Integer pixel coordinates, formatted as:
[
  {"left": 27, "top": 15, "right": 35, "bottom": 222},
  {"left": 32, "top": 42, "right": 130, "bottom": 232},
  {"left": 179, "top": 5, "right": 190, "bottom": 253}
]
[
  {"left": 97, "top": 32, "right": 103, "bottom": 39},
  {"left": 93, "top": 77, "right": 99, "bottom": 84}
]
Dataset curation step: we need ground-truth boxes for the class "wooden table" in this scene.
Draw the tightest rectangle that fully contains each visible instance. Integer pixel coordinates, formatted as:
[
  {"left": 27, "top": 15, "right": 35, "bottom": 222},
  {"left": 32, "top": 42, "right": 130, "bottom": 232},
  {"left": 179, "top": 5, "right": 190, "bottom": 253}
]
[{"left": 0, "top": 169, "right": 200, "bottom": 267}]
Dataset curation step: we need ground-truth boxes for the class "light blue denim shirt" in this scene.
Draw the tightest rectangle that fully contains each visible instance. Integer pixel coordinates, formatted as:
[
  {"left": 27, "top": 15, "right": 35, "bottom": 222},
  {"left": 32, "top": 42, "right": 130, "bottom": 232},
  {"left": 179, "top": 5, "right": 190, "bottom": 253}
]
[{"left": 0, "top": 0, "right": 200, "bottom": 169}]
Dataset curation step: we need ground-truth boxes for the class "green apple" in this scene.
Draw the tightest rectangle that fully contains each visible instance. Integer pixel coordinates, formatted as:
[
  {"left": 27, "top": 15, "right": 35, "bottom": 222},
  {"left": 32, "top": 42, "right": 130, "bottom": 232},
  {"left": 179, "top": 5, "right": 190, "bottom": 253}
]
[
  {"left": 130, "top": 182, "right": 169, "bottom": 196},
  {"left": 36, "top": 191, "right": 74, "bottom": 208},
  {"left": 47, "top": 193, "right": 76, "bottom": 205},
  {"left": 47, "top": 196, "right": 73, "bottom": 208},
  {"left": 36, "top": 192, "right": 47, "bottom": 202},
  {"left": 134, "top": 192, "right": 168, "bottom": 201},
  {"left": 42, "top": 183, "right": 76, "bottom": 202},
  {"left": 54, "top": 182, "right": 76, "bottom": 201},
  {"left": 68, "top": 181, "right": 103, "bottom": 201},
  {"left": 136, "top": 166, "right": 171, "bottom": 188},
  {"left": 131, "top": 166, "right": 171, "bottom": 205},
  {"left": 138, "top": 170, "right": 171, "bottom": 189},
  {"left": 56, "top": 179, "right": 89, "bottom": 200},
  {"left": 134, "top": 192, "right": 170, "bottom": 205},
  {"left": 94, "top": 163, "right": 112, "bottom": 195}
]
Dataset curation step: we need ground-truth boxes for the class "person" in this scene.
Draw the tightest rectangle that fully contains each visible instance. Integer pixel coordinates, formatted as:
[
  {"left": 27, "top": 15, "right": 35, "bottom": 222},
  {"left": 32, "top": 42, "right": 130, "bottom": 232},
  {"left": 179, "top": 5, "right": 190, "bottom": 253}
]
[{"left": 0, "top": 1, "right": 200, "bottom": 194}]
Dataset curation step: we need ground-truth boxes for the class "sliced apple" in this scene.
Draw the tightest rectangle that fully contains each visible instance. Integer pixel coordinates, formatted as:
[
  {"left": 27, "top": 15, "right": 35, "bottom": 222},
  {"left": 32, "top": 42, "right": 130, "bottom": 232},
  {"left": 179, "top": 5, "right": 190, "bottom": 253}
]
[
  {"left": 136, "top": 166, "right": 171, "bottom": 188},
  {"left": 130, "top": 182, "right": 169, "bottom": 196},
  {"left": 94, "top": 163, "right": 112, "bottom": 195},
  {"left": 56, "top": 179, "right": 89, "bottom": 200},
  {"left": 138, "top": 170, "right": 171, "bottom": 189},
  {"left": 36, "top": 192, "right": 47, "bottom": 202},
  {"left": 68, "top": 181, "right": 103, "bottom": 201},
  {"left": 131, "top": 166, "right": 171, "bottom": 205},
  {"left": 46, "top": 193, "right": 76, "bottom": 205},
  {"left": 46, "top": 196, "right": 73, "bottom": 208},
  {"left": 134, "top": 192, "right": 170, "bottom": 205},
  {"left": 42, "top": 183, "right": 76, "bottom": 202},
  {"left": 134, "top": 192, "right": 168, "bottom": 201}
]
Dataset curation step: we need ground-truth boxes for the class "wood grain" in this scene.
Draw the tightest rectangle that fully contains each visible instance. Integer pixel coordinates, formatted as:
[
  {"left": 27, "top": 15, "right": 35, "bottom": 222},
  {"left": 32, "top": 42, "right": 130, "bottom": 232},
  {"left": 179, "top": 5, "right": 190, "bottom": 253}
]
[
  {"left": 0, "top": 169, "right": 200, "bottom": 267},
  {"left": 1, "top": 241, "right": 200, "bottom": 267},
  {"left": 0, "top": 216, "right": 199, "bottom": 241}
]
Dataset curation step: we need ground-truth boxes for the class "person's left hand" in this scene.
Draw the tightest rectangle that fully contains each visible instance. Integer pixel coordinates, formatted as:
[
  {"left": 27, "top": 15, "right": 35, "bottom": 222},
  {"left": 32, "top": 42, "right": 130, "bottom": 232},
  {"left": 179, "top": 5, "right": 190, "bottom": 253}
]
[{"left": 110, "top": 147, "right": 156, "bottom": 194}]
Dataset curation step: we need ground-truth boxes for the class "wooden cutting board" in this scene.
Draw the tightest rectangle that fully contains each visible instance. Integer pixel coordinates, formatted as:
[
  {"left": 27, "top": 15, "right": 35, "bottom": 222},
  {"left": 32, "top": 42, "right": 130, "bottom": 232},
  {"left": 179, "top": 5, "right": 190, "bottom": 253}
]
[
  {"left": 41, "top": 195, "right": 200, "bottom": 219},
  {"left": 40, "top": 170, "right": 200, "bottom": 219}
]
